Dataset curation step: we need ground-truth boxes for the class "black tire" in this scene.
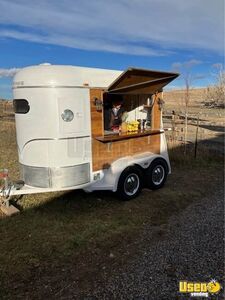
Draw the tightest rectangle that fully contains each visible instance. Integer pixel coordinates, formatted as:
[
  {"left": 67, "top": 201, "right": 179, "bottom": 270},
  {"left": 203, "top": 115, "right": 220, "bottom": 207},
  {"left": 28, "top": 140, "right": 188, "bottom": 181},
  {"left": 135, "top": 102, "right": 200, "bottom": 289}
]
[
  {"left": 145, "top": 158, "right": 168, "bottom": 190},
  {"left": 116, "top": 166, "right": 143, "bottom": 201}
]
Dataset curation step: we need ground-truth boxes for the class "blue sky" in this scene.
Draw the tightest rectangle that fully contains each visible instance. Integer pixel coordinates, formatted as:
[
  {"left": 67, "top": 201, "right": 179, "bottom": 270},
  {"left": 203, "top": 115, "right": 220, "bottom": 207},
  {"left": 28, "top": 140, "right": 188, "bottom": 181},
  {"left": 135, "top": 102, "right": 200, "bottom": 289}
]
[{"left": 0, "top": 0, "right": 224, "bottom": 99}]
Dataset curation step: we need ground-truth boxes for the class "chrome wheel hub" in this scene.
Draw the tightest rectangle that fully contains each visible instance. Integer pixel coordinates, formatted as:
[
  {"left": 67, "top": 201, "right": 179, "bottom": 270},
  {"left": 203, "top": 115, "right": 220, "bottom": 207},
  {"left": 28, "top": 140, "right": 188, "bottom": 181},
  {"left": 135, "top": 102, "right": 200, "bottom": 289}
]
[
  {"left": 152, "top": 165, "right": 165, "bottom": 185},
  {"left": 124, "top": 173, "right": 140, "bottom": 196}
]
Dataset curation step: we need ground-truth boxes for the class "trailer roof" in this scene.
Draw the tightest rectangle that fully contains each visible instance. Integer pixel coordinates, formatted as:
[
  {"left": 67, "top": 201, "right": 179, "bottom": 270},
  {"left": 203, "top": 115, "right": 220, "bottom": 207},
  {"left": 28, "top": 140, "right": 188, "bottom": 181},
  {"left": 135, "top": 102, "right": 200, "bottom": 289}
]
[
  {"left": 13, "top": 64, "right": 122, "bottom": 89},
  {"left": 13, "top": 65, "right": 179, "bottom": 92}
]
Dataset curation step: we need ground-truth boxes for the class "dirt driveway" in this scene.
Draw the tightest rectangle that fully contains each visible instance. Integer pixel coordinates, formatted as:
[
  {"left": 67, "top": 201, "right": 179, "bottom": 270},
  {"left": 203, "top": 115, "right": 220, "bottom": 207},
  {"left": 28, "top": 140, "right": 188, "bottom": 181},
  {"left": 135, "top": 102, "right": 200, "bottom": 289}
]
[{"left": 54, "top": 187, "right": 224, "bottom": 299}]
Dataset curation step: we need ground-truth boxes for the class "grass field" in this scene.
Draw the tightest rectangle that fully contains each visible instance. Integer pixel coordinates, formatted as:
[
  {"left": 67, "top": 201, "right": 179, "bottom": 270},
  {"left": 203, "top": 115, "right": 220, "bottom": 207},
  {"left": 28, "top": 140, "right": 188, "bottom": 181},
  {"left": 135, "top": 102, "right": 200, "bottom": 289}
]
[{"left": 0, "top": 92, "right": 224, "bottom": 298}]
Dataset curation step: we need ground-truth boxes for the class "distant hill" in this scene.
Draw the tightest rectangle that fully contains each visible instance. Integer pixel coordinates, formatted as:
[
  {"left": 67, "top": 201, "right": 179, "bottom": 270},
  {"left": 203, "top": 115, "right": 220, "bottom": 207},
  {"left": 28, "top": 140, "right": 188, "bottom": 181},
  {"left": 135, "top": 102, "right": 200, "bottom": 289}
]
[
  {"left": 163, "top": 88, "right": 207, "bottom": 107},
  {"left": 0, "top": 99, "right": 13, "bottom": 116}
]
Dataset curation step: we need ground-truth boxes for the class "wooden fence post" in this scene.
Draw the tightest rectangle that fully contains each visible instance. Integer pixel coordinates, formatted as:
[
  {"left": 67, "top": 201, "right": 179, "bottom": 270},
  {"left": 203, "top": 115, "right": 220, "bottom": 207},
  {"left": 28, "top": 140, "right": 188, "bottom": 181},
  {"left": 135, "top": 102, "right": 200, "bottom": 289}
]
[{"left": 194, "top": 115, "right": 200, "bottom": 158}]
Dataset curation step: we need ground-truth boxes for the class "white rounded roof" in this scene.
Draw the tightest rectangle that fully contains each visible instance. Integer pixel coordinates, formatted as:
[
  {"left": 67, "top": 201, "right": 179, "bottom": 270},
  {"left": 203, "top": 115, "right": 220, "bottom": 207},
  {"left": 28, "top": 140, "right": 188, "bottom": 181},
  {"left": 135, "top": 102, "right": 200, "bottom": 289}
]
[{"left": 13, "top": 64, "right": 122, "bottom": 89}]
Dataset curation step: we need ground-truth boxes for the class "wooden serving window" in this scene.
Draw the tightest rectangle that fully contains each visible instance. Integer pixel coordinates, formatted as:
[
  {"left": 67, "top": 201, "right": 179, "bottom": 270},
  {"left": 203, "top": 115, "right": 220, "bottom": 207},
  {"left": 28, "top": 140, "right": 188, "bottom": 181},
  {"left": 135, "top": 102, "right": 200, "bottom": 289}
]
[
  {"left": 90, "top": 68, "right": 178, "bottom": 171},
  {"left": 103, "top": 93, "right": 154, "bottom": 132},
  {"left": 96, "top": 92, "right": 161, "bottom": 143}
]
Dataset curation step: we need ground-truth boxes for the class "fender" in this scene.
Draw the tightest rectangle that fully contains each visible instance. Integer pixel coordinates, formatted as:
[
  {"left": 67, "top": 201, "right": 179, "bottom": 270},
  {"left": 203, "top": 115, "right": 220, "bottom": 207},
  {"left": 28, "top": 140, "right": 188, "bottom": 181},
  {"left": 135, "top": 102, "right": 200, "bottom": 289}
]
[{"left": 84, "top": 152, "right": 170, "bottom": 192}]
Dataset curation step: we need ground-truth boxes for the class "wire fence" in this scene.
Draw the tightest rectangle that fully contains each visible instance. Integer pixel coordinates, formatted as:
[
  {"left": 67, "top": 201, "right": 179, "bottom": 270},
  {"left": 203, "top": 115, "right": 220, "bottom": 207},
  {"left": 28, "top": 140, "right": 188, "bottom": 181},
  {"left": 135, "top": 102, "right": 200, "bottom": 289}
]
[{"left": 163, "top": 110, "right": 224, "bottom": 158}]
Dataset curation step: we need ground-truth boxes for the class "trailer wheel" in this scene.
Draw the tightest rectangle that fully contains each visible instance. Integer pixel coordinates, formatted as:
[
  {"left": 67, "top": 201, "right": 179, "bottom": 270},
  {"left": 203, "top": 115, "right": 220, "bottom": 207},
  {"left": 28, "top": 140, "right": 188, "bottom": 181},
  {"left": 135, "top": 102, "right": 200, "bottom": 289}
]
[
  {"left": 145, "top": 159, "right": 168, "bottom": 190},
  {"left": 116, "top": 167, "right": 143, "bottom": 200}
]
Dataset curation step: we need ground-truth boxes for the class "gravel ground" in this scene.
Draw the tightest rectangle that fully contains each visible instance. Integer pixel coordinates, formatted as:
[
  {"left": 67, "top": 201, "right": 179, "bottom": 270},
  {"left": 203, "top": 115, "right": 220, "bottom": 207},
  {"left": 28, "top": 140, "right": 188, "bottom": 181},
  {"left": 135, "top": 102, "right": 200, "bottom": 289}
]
[{"left": 63, "top": 187, "right": 224, "bottom": 299}]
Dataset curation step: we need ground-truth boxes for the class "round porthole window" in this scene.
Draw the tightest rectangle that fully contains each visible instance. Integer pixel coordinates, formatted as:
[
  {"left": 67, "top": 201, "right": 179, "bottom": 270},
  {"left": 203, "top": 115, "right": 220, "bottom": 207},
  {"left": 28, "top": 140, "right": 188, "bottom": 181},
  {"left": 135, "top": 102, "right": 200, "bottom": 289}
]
[{"left": 61, "top": 109, "right": 74, "bottom": 122}]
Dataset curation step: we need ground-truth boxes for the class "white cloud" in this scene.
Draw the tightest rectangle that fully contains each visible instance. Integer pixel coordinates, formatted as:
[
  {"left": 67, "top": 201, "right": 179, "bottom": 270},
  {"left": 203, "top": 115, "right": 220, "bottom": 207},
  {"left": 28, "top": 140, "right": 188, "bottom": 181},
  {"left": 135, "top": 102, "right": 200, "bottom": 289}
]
[
  {"left": 171, "top": 59, "right": 208, "bottom": 87},
  {"left": 172, "top": 59, "right": 202, "bottom": 71},
  {"left": 0, "top": 0, "right": 224, "bottom": 56},
  {"left": 0, "top": 29, "right": 171, "bottom": 56},
  {"left": 0, "top": 68, "right": 20, "bottom": 78},
  {"left": 212, "top": 63, "right": 224, "bottom": 70}
]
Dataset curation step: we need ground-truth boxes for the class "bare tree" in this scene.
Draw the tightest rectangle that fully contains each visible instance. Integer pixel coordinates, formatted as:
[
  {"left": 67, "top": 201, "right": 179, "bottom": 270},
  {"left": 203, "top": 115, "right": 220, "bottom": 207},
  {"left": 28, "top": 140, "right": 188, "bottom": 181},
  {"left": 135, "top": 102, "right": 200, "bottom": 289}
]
[
  {"left": 183, "top": 71, "right": 192, "bottom": 154},
  {"left": 205, "top": 64, "right": 225, "bottom": 108},
  {"left": 172, "top": 59, "right": 201, "bottom": 153}
]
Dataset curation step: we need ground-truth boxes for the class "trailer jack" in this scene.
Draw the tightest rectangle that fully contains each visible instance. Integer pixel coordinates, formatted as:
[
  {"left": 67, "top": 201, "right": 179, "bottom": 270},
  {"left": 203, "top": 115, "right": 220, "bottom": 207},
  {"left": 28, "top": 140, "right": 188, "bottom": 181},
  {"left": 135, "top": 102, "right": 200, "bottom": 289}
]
[{"left": 0, "top": 169, "right": 20, "bottom": 216}]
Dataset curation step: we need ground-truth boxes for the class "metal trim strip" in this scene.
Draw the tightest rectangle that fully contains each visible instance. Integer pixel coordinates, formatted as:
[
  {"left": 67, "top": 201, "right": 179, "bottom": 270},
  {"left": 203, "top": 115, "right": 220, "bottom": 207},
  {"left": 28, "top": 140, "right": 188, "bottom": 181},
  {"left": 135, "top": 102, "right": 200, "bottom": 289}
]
[
  {"left": 13, "top": 85, "right": 107, "bottom": 89},
  {"left": 22, "top": 136, "right": 90, "bottom": 151}
]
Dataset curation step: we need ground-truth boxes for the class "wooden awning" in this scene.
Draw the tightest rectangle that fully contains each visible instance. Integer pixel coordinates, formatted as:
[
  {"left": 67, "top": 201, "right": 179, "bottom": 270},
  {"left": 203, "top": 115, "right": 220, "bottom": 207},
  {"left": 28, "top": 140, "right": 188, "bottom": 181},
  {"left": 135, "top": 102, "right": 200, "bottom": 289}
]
[{"left": 107, "top": 67, "right": 179, "bottom": 94}]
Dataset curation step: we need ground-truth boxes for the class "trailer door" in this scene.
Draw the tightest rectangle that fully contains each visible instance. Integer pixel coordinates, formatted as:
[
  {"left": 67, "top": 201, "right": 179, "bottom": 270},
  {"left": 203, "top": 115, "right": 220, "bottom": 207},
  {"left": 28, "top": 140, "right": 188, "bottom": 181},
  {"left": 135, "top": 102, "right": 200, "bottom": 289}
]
[{"left": 58, "top": 89, "right": 90, "bottom": 137}]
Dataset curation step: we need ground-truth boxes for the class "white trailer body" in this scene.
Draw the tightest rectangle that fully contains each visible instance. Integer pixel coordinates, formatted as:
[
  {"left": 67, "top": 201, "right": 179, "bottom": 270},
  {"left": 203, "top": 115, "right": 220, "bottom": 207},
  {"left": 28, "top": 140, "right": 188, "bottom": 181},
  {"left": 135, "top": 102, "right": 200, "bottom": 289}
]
[{"left": 0, "top": 64, "right": 179, "bottom": 211}]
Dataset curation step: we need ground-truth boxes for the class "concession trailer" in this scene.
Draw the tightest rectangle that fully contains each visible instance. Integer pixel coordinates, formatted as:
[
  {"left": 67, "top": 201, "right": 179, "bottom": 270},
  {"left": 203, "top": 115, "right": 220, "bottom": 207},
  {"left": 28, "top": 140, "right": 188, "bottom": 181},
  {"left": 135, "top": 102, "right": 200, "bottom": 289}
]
[{"left": 0, "top": 64, "right": 178, "bottom": 214}]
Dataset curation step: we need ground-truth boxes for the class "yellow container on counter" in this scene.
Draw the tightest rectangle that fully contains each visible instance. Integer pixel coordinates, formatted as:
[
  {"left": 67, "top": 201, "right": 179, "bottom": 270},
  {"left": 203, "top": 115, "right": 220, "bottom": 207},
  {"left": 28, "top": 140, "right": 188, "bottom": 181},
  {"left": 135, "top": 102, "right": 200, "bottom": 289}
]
[{"left": 127, "top": 121, "right": 139, "bottom": 132}]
